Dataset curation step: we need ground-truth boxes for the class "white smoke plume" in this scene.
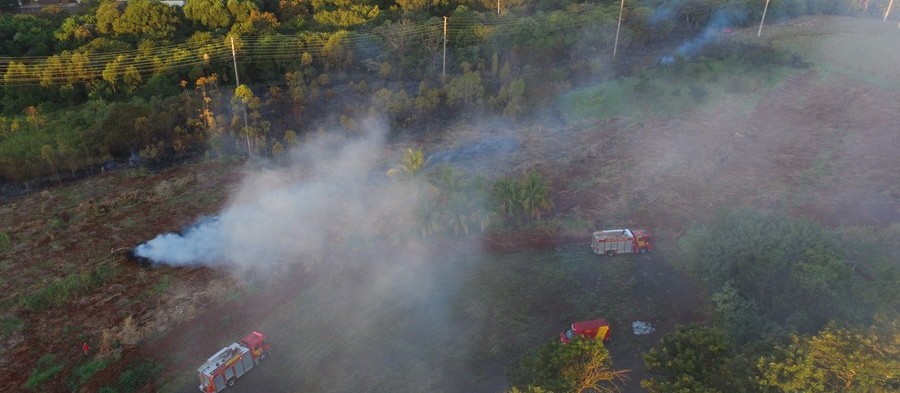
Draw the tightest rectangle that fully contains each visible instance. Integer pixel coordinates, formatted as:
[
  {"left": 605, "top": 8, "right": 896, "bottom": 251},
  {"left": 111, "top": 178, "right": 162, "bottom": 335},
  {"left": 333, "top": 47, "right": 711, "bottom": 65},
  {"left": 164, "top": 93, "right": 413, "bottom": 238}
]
[{"left": 134, "top": 119, "right": 421, "bottom": 269}]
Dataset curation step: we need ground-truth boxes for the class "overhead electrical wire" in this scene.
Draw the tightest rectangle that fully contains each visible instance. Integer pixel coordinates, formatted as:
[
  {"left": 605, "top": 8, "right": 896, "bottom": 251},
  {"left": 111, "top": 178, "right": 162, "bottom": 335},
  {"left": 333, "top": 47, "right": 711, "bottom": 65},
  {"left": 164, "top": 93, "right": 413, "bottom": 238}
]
[{"left": 0, "top": 3, "right": 713, "bottom": 86}]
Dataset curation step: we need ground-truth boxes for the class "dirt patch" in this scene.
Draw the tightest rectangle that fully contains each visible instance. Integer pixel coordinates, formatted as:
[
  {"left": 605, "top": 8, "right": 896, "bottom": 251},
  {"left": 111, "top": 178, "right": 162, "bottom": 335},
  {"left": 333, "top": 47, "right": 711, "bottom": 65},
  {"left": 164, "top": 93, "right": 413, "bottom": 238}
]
[{"left": 0, "top": 162, "right": 239, "bottom": 392}]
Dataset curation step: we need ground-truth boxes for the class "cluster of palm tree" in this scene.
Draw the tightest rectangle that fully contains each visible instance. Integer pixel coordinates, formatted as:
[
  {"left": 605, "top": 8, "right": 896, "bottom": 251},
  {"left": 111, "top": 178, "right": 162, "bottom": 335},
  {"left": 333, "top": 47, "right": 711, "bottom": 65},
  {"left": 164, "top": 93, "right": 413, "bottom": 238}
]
[
  {"left": 388, "top": 148, "right": 554, "bottom": 237},
  {"left": 491, "top": 170, "right": 555, "bottom": 226}
]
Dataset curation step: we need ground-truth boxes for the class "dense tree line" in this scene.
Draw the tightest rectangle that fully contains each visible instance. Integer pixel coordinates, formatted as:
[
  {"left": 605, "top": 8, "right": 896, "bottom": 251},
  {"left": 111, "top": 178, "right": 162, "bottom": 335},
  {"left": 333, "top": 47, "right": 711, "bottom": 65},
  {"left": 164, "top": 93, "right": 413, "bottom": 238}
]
[
  {"left": 641, "top": 210, "right": 899, "bottom": 392},
  {"left": 1, "top": 0, "right": 893, "bottom": 184}
]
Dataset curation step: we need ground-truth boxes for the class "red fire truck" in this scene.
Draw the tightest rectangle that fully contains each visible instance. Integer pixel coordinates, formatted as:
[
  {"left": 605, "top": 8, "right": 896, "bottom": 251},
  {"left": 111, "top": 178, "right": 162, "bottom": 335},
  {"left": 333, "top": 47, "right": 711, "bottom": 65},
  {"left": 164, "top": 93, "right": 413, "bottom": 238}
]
[
  {"left": 591, "top": 229, "right": 653, "bottom": 256},
  {"left": 198, "top": 331, "right": 272, "bottom": 392},
  {"left": 560, "top": 319, "right": 611, "bottom": 344}
]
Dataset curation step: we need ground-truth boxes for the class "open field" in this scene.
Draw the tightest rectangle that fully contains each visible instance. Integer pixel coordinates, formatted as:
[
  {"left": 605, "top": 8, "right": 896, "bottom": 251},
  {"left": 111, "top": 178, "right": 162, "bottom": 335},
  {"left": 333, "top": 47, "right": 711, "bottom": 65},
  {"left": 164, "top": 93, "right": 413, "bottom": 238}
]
[
  {"left": 1, "top": 15, "right": 898, "bottom": 393},
  {"left": 743, "top": 16, "right": 900, "bottom": 85}
]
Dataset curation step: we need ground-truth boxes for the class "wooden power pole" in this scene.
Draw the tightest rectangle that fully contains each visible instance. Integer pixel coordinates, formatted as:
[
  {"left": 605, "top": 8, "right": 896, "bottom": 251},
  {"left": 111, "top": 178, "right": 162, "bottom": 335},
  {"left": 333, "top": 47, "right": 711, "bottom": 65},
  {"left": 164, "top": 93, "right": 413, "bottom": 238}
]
[
  {"left": 442, "top": 16, "right": 448, "bottom": 79},
  {"left": 758, "top": 0, "right": 771, "bottom": 37},
  {"left": 231, "top": 36, "right": 249, "bottom": 155},
  {"left": 230, "top": 36, "right": 240, "bottom": 87},
  {"left": 613, "top": 0, "right": 625, "bottom": 57}
]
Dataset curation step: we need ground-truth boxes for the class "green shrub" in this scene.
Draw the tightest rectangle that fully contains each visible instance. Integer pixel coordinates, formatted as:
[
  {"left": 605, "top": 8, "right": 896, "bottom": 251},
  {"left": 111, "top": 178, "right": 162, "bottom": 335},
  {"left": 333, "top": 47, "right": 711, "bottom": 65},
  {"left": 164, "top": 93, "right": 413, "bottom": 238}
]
[
  {"left": 679, "top": 209, "right": 852, "bottom": 334},
  {"left": 24, "top": 354, "right": 63, "bottom": 391},
  {"left": 0, "top": 315, "right": 23, "bottom": 340},
  {"left": 0, "top": 231, "right": 11, "bottom": 252},
  {"left": 20, "top": 265, "right": 117, "bottom": 312},
  {"left": 47, "top": 217, "right": 66, "bottom": 231},
  {"left": 73, "top": 356, "right": 115, "bottom": 384},
  {"left": 118, "top": 361, "right": 162, "bottom": 393}
]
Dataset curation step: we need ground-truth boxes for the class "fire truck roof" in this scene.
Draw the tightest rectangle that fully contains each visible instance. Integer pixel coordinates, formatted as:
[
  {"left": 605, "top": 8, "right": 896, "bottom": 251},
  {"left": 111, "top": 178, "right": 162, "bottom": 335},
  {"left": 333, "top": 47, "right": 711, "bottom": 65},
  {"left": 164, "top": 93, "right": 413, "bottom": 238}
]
[
  {"left": 198, "top": 343, "right": 249, "bottom": 376},
  {"left": 594, "top": 229, "right": 633, "bottom": 239}
]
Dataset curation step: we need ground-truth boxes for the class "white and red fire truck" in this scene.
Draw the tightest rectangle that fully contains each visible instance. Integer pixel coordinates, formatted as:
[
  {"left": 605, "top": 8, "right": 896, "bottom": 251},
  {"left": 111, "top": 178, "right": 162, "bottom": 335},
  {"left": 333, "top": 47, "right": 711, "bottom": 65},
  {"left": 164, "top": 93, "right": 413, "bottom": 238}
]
[
  {"left": 591, "top": 229, "right": 653, "bottom": 256},
  {"left": 198, "top": 331, "right": 272, "bottom": 392}
]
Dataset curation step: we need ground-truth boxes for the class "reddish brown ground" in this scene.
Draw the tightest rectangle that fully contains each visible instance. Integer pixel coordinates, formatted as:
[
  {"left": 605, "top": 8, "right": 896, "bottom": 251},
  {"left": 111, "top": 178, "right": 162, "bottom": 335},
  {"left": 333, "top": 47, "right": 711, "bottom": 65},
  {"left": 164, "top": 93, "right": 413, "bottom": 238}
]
[{"left": 2, "top": 60, "right": 898, "bottom": 392}]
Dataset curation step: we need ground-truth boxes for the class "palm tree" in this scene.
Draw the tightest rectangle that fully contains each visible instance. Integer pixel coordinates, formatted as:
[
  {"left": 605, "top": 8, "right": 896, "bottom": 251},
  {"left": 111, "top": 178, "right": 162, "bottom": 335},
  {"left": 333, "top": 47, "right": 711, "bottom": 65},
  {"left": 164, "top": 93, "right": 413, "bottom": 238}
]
[
  {"left": 493, "top": 178, "right": 523, "bottom": 225},
  {"left": 520, "top": 170, "right": 554, "bottom": 222},
  {"left": 387, "top": 147, "right": 426, "bottom": 178}
]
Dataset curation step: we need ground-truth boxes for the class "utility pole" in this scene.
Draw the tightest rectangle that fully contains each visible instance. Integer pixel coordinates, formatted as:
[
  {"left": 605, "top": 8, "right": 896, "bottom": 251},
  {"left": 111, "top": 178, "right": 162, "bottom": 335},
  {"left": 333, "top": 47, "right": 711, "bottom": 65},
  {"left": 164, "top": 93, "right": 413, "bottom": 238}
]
[
  {"left": 758, "top": 0, "right": 771, "bottom": 37},
  {"left": 497, "top": 0, "right": 500, "bottom": 15},
  {"left": 442, "top": 16, "right": 447, "bottom": 79},
  {"left": 613, "top": 0, "right": 625, "bottom": 58},
  {"left": 231, "top": 36, "right": 250, "bottom": 155},
  {"left": 885, "top": 0, "right": 895, "bottom": 22},
  {"left": 230, "top": 36, "right": 241, "bottom": 87}
]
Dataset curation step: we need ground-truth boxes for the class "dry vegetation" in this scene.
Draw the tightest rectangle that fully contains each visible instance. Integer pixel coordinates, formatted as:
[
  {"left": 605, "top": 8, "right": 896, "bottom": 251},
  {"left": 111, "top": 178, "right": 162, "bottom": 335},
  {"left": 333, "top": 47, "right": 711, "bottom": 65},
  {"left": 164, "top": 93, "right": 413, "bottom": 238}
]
[
  {"left": 0, "top": 162, "right": 242, "bottom": 391},
  {"left": 0, "top": 15, "right": 898, "bottom": 392}
]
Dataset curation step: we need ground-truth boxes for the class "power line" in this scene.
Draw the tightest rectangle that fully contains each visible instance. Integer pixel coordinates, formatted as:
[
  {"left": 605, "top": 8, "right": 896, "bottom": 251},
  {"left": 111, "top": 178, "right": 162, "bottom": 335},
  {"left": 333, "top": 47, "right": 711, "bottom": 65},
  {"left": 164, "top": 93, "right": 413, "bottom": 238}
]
[{"left": 0, "top": 3, "right": 733, "bottom": 86}]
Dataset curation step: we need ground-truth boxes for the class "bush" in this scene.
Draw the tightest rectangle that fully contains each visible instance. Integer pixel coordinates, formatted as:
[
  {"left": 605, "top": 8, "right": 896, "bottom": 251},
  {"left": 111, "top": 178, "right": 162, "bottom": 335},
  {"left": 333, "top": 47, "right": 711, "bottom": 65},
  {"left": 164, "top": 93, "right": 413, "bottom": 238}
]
[
  {"left": 24, "top": 354, "right": 63, "bottom": 391},
  {"left": 118, "top": 360, "right": 162, "bottom": 393},
  {"left": 73, "top": 356, "right": 115, "bottom": 384},
  {"left": 679, "top": 209, "right": 852, "bottom": 333}
]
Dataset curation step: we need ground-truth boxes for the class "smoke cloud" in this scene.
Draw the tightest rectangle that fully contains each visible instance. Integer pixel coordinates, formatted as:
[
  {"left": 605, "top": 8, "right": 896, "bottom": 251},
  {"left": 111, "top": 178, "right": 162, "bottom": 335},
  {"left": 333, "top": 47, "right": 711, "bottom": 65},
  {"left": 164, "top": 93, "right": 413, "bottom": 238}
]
[{"left": 135, "top": 118, "right": 422, "bottom": 270}]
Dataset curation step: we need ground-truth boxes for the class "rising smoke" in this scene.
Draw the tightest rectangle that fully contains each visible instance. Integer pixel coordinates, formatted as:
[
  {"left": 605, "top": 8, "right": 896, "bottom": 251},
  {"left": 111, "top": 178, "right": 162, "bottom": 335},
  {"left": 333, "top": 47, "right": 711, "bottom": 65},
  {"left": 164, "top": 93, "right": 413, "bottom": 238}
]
[
  {"left": 134, "top": 118, "right": 423, "bottom": 270},
  {"left": 653, "top": 3, "right": 750, "bottom": 62},
  {"left": 134, "top": 117, "right": 495, "bottom": 390}
]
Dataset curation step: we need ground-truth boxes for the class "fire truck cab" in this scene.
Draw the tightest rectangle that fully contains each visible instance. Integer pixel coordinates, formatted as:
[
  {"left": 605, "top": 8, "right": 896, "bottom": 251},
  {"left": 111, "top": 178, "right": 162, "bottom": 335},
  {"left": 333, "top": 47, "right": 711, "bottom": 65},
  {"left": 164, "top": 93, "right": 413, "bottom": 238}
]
[
  {"left": 239, "top": 331, "right": 272, "bottom": 362},
  {"left": 198, "top": 331, "right": 271, "bottom": 392}
]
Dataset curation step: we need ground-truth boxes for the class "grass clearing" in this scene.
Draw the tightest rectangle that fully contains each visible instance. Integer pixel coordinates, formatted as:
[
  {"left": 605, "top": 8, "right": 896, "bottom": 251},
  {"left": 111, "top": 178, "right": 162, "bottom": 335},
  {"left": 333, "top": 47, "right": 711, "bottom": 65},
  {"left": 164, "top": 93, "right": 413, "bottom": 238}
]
[
  {"left": 20, "top": 264, "right": 118, "bottom": 312},
  {"left": 72, "top": 355, "right": 118, "bottom": 385},
  {"left": 560, "top": 44, "right": 801, "bottom": 123},
  {"left": 24, "top": 354, "right": 64, "bottom": 391},
  {"left": 97, "top": 360, "right": 164, "bottom": 393},
  {"left": 742, "top": 16, "right": 900, "bottom": 86}
]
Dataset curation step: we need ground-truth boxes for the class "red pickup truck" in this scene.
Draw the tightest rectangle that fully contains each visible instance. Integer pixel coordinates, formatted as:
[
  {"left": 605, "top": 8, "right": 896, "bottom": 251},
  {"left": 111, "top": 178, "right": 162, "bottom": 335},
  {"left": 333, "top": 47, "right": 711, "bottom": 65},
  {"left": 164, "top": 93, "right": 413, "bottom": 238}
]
[{"left": 560, "top": 319, "right": 611, "bottom": 344}]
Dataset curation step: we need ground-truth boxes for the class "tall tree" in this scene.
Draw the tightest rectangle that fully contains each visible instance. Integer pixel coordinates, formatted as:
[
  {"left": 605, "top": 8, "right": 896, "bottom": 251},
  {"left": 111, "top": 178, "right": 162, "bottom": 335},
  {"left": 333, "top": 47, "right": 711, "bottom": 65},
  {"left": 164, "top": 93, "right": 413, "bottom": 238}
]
[
  {"left": 758, "top": 323, "right": 900, "bottom": 392},
  {"left": 519, "top": 170, "right": 553, "bottom": 222},
  {"left": 184, "top": 0, "right": 233, "bottom": 29},
  {"left": 232, "top": 84, "right": 259, "bottom": 156},
  {"left": 511, "top": 338, "right": 628, "bottom": 393},
  {"left": 387, "top": 147, "right": 426, "bottom": 179},
  {"left": 113, "top": 0, "right": 182, "bottom": 40},
  {"left": 642, "top": 325, "right": 755, "bottom": 393}
]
